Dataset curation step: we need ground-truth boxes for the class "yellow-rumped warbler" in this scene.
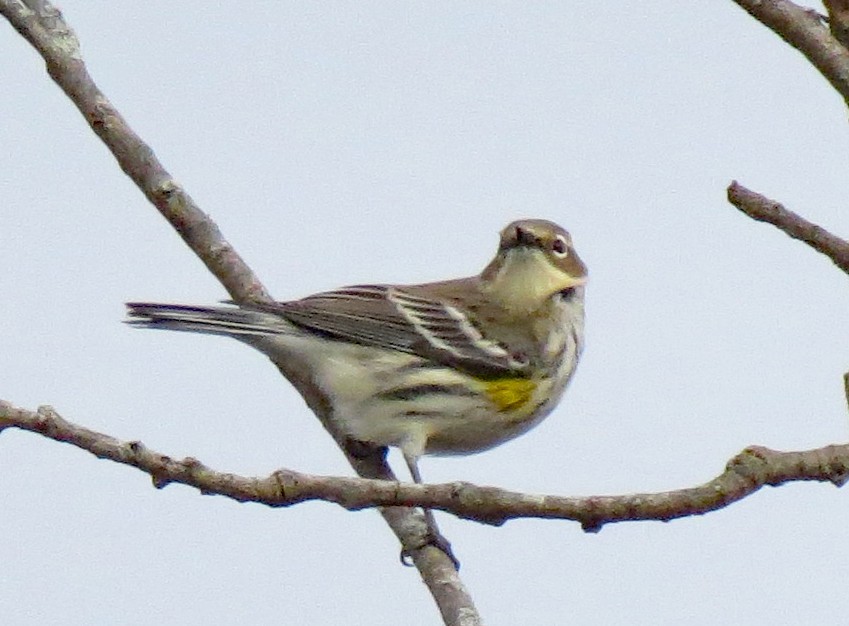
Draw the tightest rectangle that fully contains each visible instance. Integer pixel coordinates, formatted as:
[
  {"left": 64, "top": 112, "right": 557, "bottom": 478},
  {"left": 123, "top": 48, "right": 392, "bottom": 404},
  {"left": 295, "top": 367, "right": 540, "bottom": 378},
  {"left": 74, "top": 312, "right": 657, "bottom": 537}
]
[{"left": 126, "top": 219, "right": 586, "bottom": 487}]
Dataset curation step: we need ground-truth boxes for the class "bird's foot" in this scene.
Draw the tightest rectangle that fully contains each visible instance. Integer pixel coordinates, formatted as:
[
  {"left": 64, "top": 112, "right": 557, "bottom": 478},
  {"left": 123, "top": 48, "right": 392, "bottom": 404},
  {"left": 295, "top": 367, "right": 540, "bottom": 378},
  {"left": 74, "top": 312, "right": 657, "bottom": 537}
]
[{"left": 400, "top": 510, "right": 460, "bottom": 570}]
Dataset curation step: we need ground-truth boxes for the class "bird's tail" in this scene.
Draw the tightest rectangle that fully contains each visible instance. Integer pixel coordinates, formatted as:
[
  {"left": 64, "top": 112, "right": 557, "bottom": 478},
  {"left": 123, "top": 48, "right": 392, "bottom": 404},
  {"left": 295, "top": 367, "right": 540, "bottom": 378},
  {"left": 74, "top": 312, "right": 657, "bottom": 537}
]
[{"left": 125, "top": 302, "right": 290, "bottom": 338}]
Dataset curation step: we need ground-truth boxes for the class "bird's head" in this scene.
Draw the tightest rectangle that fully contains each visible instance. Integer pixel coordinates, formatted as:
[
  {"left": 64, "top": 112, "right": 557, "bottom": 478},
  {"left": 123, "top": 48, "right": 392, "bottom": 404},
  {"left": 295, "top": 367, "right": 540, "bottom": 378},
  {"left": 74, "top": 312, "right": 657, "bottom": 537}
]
[{"left": 480, "top": 219, "right": 587, "bottom": 313}]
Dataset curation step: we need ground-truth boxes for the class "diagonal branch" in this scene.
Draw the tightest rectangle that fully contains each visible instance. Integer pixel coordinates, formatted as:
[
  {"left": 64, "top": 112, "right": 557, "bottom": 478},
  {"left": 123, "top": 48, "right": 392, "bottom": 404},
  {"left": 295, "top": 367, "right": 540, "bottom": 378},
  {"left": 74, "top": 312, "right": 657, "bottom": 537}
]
[
  {"left": 1, "top": 0, "right": 269, "bottom": 304},
  {"left": 0, "top": 2, "right": 476, "bottom": 624},
  {"left": 4, "top": 401, "right": 849, "bottom": 531},
  {"left": 732, "top": 0, "right": 849, "bottom": 107},
  {"left": 727, "top": 181, "right": 849, "bottom": 275}
]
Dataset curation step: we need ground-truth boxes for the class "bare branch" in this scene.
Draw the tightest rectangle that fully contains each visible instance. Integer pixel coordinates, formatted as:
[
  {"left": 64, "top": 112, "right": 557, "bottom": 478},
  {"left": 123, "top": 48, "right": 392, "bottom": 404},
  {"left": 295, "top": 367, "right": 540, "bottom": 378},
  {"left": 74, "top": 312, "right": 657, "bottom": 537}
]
[
  {"left": 727, "top": 181, "right": 849, "bottom": 275},
  {"left": 732, "top": 0, "right": 849, "bottom": 106},
  {"left": 4, "top": 401, "right": 848, "bottom": 532},
  {"left": 0, "top": 2, "right": 477, "bottom": 623},
  {"left": 0, "top": 0, "right": 269, "bottom": 304}
]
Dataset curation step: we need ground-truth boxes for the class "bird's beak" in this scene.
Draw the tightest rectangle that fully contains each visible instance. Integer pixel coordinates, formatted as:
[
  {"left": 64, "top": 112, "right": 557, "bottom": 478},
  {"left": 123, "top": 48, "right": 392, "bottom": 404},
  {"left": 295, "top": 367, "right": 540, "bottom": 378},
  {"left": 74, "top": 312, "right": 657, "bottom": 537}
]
[{"left": 561, "top": 273, "right": 587, "bottom": 288}]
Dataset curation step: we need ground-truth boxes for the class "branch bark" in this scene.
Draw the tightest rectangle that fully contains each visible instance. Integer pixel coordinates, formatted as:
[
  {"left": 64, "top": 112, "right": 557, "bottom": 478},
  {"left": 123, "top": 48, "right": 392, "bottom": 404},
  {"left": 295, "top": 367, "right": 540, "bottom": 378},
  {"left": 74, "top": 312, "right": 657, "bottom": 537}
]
[
  {"left": 732, "top": 0, "right": 849, "bottom": 107},
  {"left": 0, "top": 2, "right": 477, "bottom": 624},
  {"left": 727, "top": 181, "right": 849, "bottom": 275},
  {"left": 3, "top": 401, "right": 848, "bottom": 531},
  {"left": 824, "top": 0, "right": 849, "bottom": 48}
]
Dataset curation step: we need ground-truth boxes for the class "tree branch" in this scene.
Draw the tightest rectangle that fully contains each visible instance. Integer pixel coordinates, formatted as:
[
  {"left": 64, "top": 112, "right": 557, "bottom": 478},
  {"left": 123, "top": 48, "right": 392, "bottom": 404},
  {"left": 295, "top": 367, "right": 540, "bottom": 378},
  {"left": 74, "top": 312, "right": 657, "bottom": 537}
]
[
  {"left": 732, "top": 0, "right": 849, "bottom": 107},
  {"left": 4, "top": 401, "right": 848, "bottom": 532},
  {"left": 824, "top": 0, "right": 849, "bottom": 48},
  {"left": 0, "top": 0, "right": 269, "bottom": 304},
  {"left": 727, "top": 181, "right": 849, "bottom": 275},
  {"left": 0, "top": 2, "right": 477, "bottom": 624}
]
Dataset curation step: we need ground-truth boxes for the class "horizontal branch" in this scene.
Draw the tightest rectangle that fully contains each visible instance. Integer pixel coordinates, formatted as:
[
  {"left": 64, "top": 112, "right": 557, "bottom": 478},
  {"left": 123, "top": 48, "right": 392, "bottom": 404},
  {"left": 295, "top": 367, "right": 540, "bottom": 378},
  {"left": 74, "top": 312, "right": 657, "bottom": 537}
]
[
  {"left": 733, "top": 0, "right": 849, "bottom": 107},
  {"left": 727, "top": 181, "right": 849, "bottom": 276},
  {"left": 3, "top": 400, "right": 848, "bottom": 531}
]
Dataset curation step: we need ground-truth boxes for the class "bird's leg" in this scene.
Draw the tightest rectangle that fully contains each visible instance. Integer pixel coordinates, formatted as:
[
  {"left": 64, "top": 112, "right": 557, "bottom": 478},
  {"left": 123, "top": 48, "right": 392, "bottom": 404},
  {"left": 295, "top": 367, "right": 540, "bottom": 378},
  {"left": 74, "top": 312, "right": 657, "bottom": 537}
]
[
  {"left": 400, "top": 451, "right": 460, "bottom": 569},
  {"left": 344, "top": 436, "right": 458, "bottom": 566}
]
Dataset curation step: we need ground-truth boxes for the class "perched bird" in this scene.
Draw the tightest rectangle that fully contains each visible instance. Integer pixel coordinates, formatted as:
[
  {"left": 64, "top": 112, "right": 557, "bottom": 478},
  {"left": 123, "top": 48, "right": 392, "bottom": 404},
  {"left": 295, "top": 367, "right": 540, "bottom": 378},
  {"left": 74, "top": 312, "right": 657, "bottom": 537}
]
[{"left": 126, "top": 219, "right": 587, "bottom": 489}]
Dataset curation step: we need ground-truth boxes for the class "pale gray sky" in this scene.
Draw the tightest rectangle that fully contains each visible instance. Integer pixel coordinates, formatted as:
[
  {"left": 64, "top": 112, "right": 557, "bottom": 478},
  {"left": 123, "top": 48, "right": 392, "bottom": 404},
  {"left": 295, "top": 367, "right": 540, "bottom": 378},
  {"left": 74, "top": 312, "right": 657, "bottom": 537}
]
[{"left": 3, "top": 3, "right": 849, "bottom": 624}]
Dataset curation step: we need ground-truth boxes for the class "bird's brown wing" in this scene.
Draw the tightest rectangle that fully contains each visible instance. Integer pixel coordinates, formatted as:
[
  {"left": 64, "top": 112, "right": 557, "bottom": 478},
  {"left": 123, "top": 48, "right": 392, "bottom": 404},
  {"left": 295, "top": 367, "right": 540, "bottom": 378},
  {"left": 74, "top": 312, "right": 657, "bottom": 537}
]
[{"left": 255, "top": 284, "right": 525, "bottom": 377}]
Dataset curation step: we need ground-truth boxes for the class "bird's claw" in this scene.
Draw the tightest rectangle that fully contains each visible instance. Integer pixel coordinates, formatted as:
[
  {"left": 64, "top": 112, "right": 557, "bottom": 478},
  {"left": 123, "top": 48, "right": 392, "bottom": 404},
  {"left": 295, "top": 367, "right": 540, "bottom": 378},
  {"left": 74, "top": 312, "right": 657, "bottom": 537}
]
[{"left": 399, "top": 522, "right": 460, "bottom": 570}]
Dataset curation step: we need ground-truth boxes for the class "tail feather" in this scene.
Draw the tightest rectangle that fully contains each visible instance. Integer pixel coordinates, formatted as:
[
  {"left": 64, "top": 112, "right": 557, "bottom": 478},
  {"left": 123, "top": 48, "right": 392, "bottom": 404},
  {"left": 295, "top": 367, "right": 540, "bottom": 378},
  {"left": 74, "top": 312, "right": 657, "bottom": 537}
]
[{"left": 125, "top": 302, "right": 288, "bottom": 338}]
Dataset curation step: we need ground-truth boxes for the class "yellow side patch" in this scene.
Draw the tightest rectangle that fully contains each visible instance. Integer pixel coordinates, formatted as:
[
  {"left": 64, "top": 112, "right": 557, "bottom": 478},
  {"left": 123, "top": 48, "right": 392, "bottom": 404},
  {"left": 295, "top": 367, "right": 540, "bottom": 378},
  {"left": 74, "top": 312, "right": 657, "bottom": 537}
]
[{"left": 484, "top": 378, "right": 537, "bottom": 413}]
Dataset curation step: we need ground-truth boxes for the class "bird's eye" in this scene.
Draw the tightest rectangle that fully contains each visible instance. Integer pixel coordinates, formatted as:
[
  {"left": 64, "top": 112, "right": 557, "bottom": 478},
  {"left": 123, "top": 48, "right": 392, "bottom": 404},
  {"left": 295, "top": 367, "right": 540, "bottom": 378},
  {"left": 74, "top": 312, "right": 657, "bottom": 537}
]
[{"left": 551, "top": 235, "right": 568, "bottom": 257}]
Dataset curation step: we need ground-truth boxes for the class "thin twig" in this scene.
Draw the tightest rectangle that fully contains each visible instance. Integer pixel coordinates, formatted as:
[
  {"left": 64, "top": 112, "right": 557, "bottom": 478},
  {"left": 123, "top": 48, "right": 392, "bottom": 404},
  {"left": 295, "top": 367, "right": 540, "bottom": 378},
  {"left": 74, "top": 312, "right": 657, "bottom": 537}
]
[
  {"left": 727, "top": 181, "right": 849, "bottom": 275},
  {"left": 843, "top": 373, "right": 849, "bottom": 414}
]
